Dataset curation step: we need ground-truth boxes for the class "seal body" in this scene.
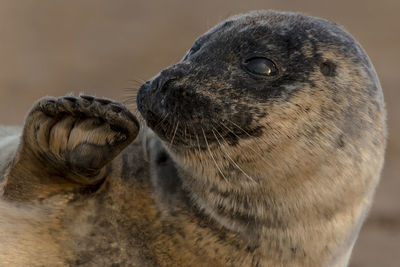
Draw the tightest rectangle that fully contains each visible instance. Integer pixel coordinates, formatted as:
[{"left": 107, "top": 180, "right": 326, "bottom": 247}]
[{"left": 0, "top": 10, "right": 386, "bottom": 267}]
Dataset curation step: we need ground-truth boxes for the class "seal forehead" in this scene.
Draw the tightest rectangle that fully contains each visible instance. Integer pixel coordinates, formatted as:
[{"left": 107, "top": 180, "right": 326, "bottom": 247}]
[
  {"left": 204, "top": 10, "right": 368, "bottom": 65},
  {"left": 220, "top": 10, "right": 342, "bottom": 40}
]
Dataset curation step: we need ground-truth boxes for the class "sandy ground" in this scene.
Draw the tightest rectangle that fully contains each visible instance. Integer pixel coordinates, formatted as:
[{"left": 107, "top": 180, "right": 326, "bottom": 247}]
[{"left": 0, "top": 1, "right": 398, "bottom": 266}]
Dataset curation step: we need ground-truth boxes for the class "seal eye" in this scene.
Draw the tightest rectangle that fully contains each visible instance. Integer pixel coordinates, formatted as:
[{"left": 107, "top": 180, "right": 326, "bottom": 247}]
[{"left": 243, "top": 57, "right": 278, "bottom": 77}]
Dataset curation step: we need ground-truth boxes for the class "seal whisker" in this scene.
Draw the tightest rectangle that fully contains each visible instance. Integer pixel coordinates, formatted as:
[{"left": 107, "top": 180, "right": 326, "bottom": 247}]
[
  {"left": 224, "top": 119, "right": 270, "bottom": 147},
  {"left": 128, "top": 78, "right": 147, "bottom": 84},
  {"left": 195, "top": 133, "right": 207, "bottom": 165},
  {"left": 154, "top": 113, "right": 170, "bottom": 129},
  {"left": 201, "top": 128, "right": 229, "bottom": 183},
  {"left": 170, "top": 121, "right": 180, "bottom": 146},
  {"left": 183, "top": 124, "right": 187, "bottom": 140},
  {"left": 217, "top": 121, "right": 272, "bottom": 167},
  {"left": 212, "top": 128, "right": 257, "bottom": 184},
  {"left": 165, "top": 119, "right": 177, "bottom": 146},
  {"left": 225, "top": 119, "right": 253, "bottom": 137},
  {"left": 183, "top": 122, "right": 193, "bottom": 148},
  {"left": 122, "top": 77, "right": 144, "bottom": 106}
]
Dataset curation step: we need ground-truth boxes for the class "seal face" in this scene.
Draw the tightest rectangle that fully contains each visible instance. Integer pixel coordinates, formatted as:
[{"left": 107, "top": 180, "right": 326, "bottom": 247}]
[
  {"left": 138, "top": 10, "right": 386, "bottom": 266},
  {"left": 137, "top": 10, "right": 380, "bottom": 152}
]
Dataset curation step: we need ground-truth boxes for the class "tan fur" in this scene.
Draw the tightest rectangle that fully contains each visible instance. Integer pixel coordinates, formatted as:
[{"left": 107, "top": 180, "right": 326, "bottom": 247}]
[{"left": 0, "top": 198, "right": 71, "bottom": 266}]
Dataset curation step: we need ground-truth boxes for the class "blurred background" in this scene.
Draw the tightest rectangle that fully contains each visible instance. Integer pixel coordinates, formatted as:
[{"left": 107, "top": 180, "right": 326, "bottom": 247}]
[{"left": 0, "top": 1, "right": 398, "bottom": 266}]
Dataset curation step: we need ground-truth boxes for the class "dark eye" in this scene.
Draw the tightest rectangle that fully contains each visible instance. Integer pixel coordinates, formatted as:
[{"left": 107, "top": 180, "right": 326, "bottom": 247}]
[{"left": 242, "top": 57, "right": 279, "bottom": 77}]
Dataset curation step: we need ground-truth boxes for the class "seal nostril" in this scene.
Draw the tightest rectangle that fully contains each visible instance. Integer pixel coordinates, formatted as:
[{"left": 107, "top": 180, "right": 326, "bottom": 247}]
[
  {"left": 161, "top": 78, "right": 176, "bottom": 92},
  {"left": 152, "top": 75, "right": 177, "bottom": 93}
]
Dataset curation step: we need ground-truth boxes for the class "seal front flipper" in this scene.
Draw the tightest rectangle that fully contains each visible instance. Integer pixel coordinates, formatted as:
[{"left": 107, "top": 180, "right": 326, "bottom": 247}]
[{"left": 3, "top": 95, "right": 139, "bottom": 201}]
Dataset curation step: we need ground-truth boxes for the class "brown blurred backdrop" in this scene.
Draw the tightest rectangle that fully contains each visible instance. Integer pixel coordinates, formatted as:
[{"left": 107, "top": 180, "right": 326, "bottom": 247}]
[{"left": 0, "top": 1, "right": 398, "bottom": 266}]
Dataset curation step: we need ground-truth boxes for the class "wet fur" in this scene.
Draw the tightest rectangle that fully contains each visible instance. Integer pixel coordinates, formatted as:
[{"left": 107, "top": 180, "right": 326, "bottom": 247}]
[{"left": 0, "top": 10, "right": 386, "bottom": 267}]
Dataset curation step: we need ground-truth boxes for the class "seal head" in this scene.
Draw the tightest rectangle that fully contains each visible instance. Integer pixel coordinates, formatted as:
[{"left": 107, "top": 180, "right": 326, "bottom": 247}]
[
  {"left": 138, "top": 10, "right": 386, "bottom": 266},
  {"left": 137, "top": 10, "right": 383, "bottom": 152}
]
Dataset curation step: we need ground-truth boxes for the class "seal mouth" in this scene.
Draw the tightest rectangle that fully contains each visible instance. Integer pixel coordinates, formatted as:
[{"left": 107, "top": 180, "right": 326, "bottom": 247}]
[
  {"left": 144, "top": 110, "right": 224, "bottom": 149},
  {"left": 144, "top": 108, "right": 264, "bottom": 151}
]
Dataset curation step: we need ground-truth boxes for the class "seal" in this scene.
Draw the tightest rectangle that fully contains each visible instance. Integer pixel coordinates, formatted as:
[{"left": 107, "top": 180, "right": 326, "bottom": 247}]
[{"left": 0, "top": 10, "right": 386, "bottom": 267}]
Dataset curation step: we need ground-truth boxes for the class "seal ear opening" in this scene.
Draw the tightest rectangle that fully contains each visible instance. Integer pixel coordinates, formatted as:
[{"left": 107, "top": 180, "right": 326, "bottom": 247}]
[{"left": 320, "top": 60, "right": 337, "bottom": 77}]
